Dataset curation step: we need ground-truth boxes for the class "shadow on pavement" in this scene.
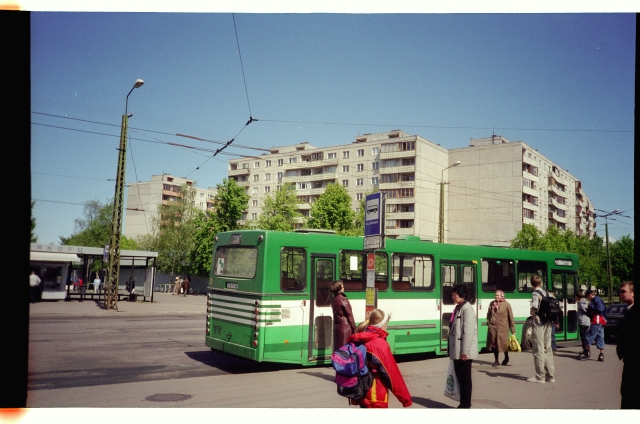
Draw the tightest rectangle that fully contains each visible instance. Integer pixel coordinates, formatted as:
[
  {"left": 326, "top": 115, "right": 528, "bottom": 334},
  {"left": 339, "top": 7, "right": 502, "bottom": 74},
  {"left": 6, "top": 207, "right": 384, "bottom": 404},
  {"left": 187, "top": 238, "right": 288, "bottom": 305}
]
[
  {"left": 186, "top": 350, "right": 305, "bottom": 374},
  {"left": 411, "top": 396, "right": 453, "bottom": 408}
]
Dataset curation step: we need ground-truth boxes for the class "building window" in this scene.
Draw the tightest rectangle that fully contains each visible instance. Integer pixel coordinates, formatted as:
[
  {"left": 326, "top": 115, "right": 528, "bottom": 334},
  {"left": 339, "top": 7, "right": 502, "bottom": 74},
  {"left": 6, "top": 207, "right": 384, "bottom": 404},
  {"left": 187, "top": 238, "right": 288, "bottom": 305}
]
[
  {"left": 254, "top": 162, "right": 260, "bottom": 168},
  {"left": 278, "top": 159, "right": 284, "bottom": 166},
  {"left": 289, "top": 157, "right": 297, "bottom": 164},
  {"left": 251, "top": 213, "right": 257, "bottom": 220},
  {"left": 328, "top": 152, "right": 337, "bottom": 159},
  {"left": 371, "top": 177, "right": 379, "bottom": 185},
  {"left": 242, "top": 163, "right": 249, "bottom": 169},
  {"left": 343, "top": 151, "right": 349, "bottom": 159},
  {"left": 356, "top": 193, "right": 363, "bottom": 200},
  {"left": 253, "top": 174, "right": 259, "bottom": 182},
  {"left": 357, "top": 163, "right": 364, "bottom": 172},
  {"left": 386, "top": 188, "right": 414, "bottom": 198},
  {"left": 342, "top": 165, "right": 349, "bottom": 173},
  {"left": 372, "top": 147, "right": 380, "bottom": 155},
  {"left": 372, "top": 162, "right": 379, "bottom": 170},
  {"left": 523, "top": 178, "right": 536, "bottom": 189},
  {"left": 252, "top": 200, "right": 258, "bottom": 207},
  {"left": 357, "top": 149, "right": 364, "bottom": 157},
  {"left": 356, "top": 178, "right": 363, "bottom": 186},
  {"left": 252, "top": 187, "right": 258, "bottom": 194},
  {"left": 277, "top": 172, "right": 283, "bottom": 180},
  {"left": 264, "top": 186, "right": 271, "bottom": 193},
  {"left": 523, "top": 194, "right": 538, "bottom": 206},
  {"left": 342, "top": 180, "right": 349, "bottom": 187},
  {"left": 523, "top": 209, "right": 535, "bottom": 219},
  {"left": 265, "top": 160, "right": 271, "bottom": 167},
  {"left": 265, "top": 173, "right": 271, "bottom": 181}
]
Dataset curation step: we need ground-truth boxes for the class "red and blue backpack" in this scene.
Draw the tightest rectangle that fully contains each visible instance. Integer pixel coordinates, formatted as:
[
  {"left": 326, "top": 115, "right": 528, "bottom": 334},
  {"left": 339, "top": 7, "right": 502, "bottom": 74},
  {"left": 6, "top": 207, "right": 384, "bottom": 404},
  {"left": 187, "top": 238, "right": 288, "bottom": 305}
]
[{"left": 331, "top": 342, "right": 373, "bottom": 400}]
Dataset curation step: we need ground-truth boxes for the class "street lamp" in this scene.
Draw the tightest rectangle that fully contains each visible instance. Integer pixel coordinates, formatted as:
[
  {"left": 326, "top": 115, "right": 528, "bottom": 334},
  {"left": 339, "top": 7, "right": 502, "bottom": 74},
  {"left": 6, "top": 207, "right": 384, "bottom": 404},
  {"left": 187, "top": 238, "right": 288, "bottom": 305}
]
[
  {"left": 594, "top": 208, "right": 624, "bottom": 305},
  {"left": 106, "top": 79, "right": 144, "bottom": 311},
  {"left": 438, "top": 161, "right": 460, "bottom": 243}
]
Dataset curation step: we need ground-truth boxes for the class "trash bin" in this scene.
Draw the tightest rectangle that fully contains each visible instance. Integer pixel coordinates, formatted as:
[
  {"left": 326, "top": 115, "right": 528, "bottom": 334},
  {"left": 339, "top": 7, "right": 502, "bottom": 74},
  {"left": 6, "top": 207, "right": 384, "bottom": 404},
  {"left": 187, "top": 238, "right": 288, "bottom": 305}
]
[{"left": 129, "top": 293, "right": 137, "bottom": 302}]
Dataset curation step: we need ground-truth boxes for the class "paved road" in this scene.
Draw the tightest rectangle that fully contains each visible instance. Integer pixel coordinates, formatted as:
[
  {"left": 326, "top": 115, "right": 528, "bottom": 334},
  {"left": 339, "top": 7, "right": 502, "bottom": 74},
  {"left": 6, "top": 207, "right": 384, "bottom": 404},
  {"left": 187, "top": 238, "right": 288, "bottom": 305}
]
[{"left": 26, "top": 293, "right": 633, "bottom": 414}]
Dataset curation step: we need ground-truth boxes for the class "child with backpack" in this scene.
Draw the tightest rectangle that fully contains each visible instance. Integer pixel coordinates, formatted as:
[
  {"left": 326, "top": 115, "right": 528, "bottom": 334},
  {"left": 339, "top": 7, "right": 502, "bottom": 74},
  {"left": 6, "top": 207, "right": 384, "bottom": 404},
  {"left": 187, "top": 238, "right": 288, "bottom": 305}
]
[{"left": 346, "top": 309, "right": 412, "bottom": 408}]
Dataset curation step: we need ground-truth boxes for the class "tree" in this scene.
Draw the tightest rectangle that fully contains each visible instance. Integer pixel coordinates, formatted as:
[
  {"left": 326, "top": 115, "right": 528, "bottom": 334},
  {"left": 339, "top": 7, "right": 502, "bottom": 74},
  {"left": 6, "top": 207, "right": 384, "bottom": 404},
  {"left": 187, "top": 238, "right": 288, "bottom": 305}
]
[
  {"left": 60, "top": 199, "right": 138, "bottom": 249},
  {"left": 188, "top": 210, "right": 219, "bottom": 277},
  {"left": 609, "top": 235, "right": 634, "bottom": 290},
  {"left": 31, "top": 201, "right": 37, "bottom": 243},
  {"left": 510, "top": 224, "right": 542, "bottom": 250},
  {"left": 212, "top": 178, "right": 250, "bottom": 232},
  {"left": 308, "top": 183, "right": 355, "bottom": 235},
  {"left": 255, "top": 183, "right": 303, "bottom": 231},
  {"left": 138, "top": 184, "right": 198, "bottom": 278}
]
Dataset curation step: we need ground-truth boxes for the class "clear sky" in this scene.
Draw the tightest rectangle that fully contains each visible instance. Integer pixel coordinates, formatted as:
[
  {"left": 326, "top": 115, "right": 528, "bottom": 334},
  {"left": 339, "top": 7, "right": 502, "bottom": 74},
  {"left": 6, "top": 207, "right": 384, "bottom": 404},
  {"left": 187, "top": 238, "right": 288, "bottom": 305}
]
[{"left": 30, "top": 12, "right": 635, "bottom": 245}]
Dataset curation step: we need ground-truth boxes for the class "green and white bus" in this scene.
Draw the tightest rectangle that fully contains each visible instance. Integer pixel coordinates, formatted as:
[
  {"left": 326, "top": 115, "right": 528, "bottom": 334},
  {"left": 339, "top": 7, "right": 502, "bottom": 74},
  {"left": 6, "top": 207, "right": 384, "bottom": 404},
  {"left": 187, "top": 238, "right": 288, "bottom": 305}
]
[{"left": 206, "top": 230, "right": 579, "bottom": 365}]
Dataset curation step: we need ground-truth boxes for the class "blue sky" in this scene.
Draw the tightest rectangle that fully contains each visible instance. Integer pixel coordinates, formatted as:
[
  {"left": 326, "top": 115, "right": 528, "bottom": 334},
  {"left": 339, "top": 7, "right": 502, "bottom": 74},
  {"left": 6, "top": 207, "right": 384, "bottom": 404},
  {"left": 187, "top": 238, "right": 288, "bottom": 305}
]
[{"left": 30, "top": 12, "right": 635, "bottom": 244}]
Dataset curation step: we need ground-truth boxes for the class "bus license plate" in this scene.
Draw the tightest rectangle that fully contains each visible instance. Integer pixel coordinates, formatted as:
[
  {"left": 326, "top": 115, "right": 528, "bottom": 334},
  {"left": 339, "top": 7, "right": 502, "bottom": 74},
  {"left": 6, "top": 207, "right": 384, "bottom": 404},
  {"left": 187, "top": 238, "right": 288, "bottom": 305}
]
[{"left": 226, "top": 282, "right": 238, "bottom": 289}]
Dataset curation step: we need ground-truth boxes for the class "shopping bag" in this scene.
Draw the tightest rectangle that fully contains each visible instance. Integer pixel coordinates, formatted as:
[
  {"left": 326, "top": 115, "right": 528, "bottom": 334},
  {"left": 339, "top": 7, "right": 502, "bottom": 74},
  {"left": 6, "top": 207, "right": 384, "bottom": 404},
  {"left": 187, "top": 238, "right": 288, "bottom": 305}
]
[
  {"left": 444, "top": 359, "right": 460, "bottom": 401},
  {"left": 507, "top": 334, "right": 521, "bottom": 352}
]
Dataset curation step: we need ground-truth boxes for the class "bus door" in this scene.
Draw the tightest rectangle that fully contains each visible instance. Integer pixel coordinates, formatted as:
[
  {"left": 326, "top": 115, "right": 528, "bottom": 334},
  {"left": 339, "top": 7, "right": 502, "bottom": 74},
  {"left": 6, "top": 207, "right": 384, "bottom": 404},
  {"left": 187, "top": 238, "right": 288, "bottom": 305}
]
[
  {"left": 551, "top": 271, "right": 578, "bottom": 342},
  {"left": 440, "top": 261, "right": 477, "bottom": 352},
  {"left": 308, "top": 254, "right": 336, "bottom": 362}
]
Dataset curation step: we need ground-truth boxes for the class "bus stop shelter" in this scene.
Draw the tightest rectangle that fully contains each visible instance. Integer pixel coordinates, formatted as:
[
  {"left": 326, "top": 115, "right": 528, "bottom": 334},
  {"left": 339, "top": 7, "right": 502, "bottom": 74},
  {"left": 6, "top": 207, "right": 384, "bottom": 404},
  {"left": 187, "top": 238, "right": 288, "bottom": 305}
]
[{"left": 29, "top": 243, "right": 158, "bottom": 303}]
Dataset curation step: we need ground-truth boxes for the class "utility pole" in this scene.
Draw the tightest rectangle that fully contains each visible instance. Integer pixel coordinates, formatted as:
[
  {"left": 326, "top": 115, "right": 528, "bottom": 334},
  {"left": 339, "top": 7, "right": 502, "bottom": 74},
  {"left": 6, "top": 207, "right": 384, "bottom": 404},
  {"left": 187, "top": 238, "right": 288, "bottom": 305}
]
[
  {"left": 106, "top": 79, "right": 144, "bottom": 310},
  {"left": 595, "top": 208, "right": 629, "bottom": 305},
  {"left": 438, "top": 161, "right": 460, "bottom": 243}
]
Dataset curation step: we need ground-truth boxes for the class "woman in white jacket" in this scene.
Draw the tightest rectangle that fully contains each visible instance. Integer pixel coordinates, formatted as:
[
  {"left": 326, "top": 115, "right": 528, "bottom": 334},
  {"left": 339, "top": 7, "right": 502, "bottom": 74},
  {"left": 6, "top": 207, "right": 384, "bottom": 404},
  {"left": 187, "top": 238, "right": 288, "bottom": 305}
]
[{"left": 448, "top": 284, "right": 478, "bottom": 408}]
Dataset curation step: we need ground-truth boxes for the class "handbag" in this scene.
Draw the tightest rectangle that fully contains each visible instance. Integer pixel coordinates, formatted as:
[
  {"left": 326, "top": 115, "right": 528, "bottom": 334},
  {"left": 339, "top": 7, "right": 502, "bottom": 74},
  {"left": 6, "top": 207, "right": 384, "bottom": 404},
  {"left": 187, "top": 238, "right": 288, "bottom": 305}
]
[
  {"left": 443, "top": 359, "right": 461, "bottom": 401},
  {"left": 507, "top": 334, "right": 521, "bottom": 352}
]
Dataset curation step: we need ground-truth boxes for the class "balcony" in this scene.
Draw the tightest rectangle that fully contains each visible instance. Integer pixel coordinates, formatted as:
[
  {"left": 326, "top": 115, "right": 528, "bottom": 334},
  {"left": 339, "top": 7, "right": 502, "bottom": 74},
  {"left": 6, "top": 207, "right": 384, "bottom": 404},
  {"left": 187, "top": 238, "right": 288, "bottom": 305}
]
[
  {"left": 296, "top": 187, "right": 326, "bottom": 196},
  {"left": 548, "top": 211, "right": 569, "bottom": 224},
  {"left": 522, "top": 169, "right": 539, "bottom": 181},
  {"left": 548, "top": 185, "right": 566, "bottom": 197},
  {"left": 522, "top": 201, "right": 539, "bottom": 211},
  {"left": 236, "top": 180, "right": 250, "bottom": 187},
  {"left": 385, "top": 197, "right": 415, "bottom": 205},
  {"left": 385, "top": 227, "right": 415, "bottom": 236},
  {"left": 282, "top": 172, "right": 338, "bottom": 184},
  {"left": 379, "top": 164, "right": 415, "bottom": 174},
  {"left": 229, "top": 168, "right": 250, "bottom": 176},
  {"left": 385, "top": 212, "right": 415, "bottom": 220},
  {"left": 297, "top": 203, "right": 312, "bottom": 210},
  {"left": 522, "top": 185, "right": 538, "bottom": 197},
  {"left": 522, "top": 154, "right": 538, "bottom": 167},
  {"left": 379, "top": 180, "right": 415, "bottom": 191},
  {"left": 282, "top": 158, "right": 338, "bottom": 171},
  {"left": 380, "top": 150, "right": 416, "bottom": 160},
  {"left": 550, "top": 197, "right": 568, "bottom": 211}
]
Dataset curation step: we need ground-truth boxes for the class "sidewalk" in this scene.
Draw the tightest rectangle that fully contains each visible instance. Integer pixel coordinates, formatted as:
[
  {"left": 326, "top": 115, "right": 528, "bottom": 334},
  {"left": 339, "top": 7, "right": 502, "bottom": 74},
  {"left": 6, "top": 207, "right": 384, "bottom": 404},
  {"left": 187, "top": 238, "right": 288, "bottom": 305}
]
[{"left": 29, "top": 292, "right": 207, "bottom": 316}]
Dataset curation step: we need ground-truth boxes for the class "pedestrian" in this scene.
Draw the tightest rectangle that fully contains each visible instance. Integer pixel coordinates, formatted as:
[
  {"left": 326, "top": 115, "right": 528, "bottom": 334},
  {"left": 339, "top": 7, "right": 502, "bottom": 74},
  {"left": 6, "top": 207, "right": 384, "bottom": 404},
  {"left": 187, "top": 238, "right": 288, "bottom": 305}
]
[
  {"left": 576, "top": 291, "right": 591, "bottom": 359},
  {"left": 448, "top": 284, "right": 478, "bottom": 408},
  {"left": 93, "top": 273, "right": 101, "bottom": 294},
  {"left": 330, "top": 280, "right": 357, "bottom": 350},
  {"left": 528, "top": 275, "right": 555, "bottom": 383},
  {"left": 584, "top": 289, "right": 606, "bottom": 361},
  {"left": 616, "top": 281, "right": 637, "bottom": 409},
  {"left": 548, "top": 290, "right": 559, "bottom": 356},
  {"left": 29, "top": 271, "right": 42, "bottom": 303},
  {"left": 125, "top": 275, "right": 136, "bottom": 301},
  {"left": 182, "top": 276, "right": 190, "bottom": 297},
  {"left": 348, "top": 309, "right": 412, "bottom": 408},
  {"left": 173, "top": 276, "right": 181, "bottom": 295},
  {"left": 486, "top": 289, "right": 516, "bottom": 366}
]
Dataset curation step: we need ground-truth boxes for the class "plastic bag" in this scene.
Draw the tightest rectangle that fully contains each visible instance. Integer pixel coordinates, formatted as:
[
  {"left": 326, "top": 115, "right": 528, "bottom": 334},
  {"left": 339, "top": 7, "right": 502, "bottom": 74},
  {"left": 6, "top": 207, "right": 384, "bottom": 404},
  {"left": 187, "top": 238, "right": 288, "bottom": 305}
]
[
  {"left": 444, "top": 359, "right": 460, "bottom": 401},
  {"left": 507, "top": 334, "right": 521, "bottom": 352}
]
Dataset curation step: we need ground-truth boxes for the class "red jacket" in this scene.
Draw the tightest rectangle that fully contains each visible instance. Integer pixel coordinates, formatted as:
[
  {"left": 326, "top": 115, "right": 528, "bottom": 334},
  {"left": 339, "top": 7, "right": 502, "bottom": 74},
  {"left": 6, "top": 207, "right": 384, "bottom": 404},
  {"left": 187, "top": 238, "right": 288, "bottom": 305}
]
[{"left": 348, "top": 327, "right": 412, "bottom": 408}]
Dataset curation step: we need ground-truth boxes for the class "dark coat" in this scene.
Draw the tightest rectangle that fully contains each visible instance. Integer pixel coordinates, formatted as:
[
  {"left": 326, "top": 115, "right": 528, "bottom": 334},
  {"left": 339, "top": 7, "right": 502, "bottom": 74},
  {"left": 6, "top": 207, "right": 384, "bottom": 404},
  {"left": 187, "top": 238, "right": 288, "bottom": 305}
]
[{"left": 331, "top": 292, "right": 357, "bottom": 349}]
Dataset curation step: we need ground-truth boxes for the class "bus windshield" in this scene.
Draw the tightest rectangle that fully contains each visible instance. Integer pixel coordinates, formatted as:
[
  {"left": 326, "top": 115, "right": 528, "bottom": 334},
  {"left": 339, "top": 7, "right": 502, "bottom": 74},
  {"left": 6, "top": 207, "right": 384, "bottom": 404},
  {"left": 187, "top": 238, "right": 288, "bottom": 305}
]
[{"left": 214, "top": 246, "right": 258, "bottom": 278}]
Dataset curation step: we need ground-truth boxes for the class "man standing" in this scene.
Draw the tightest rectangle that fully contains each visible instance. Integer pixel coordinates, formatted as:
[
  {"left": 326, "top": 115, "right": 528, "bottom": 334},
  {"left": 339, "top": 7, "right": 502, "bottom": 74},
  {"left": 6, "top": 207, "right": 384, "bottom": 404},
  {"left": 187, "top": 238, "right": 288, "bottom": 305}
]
[
  {"left": 448, "top": 284, "right": 478, "bottom": 408},
  {"left": 528, "top": 275, "right": 555, "bottom": 383},
  {"left": 616, "top": 281, "right": 637, "bottom": 409},
  {"left": 93, "top": 273, "right": 101, "bottom": 294},
  {"left": 584, "top": 289, "right": 606, "bottom": 361},
  {"left": 29, "top": 271, "right": 42, "bottom": 303}
]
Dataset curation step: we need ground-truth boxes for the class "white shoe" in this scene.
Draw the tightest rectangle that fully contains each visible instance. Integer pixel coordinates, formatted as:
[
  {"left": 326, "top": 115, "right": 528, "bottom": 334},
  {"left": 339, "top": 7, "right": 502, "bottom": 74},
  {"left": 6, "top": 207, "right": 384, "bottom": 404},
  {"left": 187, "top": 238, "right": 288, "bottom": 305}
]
[
  {"left": 527, "top": 377, "right": 545, "bottom": 383},
  {"left": 545, "top": 377, "right": 555, "bottom": 383}
]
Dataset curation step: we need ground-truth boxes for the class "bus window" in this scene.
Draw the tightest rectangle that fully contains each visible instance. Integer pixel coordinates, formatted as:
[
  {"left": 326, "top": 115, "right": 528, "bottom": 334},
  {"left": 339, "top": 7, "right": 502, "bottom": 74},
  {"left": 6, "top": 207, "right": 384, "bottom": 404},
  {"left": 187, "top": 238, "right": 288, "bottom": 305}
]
[
  {"left": 280, "top": 248, "right": 306, "bottom": 291},
  {"left": 462, "top": 265, "right": 476, "bottom": 305},
  {"left": 214, "top": 246, "right": 258, "bottom": 278},
  {"left": 315, "top": 259, "right": 334, "bottom": 307},
  {"left": 338, "top": 251, "right": 388, "bottom": 291},
  {"left": 481, "top": 258, "right": 515, "bottom": 293},
  {"left": 517, "top": 260, "right": 547, "bottom": 293},
  {"left": 441, "top": 264, "right": 456, "bottom": 305},
  {"left": 392, "top": 254, "right": 434, "bottom": 291}
]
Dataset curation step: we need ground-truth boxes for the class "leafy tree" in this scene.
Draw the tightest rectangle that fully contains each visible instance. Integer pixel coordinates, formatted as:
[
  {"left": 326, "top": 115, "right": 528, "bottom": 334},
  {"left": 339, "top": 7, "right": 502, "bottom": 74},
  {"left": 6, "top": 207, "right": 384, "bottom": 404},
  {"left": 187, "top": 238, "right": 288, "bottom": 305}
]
[
  {"left": 308, "top": 183, "right": 355, "bottom": 235},
  {"left": 138, "top": 184, "right": 198, "bottom": 278},
  {"left": 60, "top": 199, "right": 138, "bottom": 249},
  {"left": 255, "top": 183, "right": 303, "bottom": 231},
  {"left": 212, "top": 178, "right": 250, "bottom": 232},
  {"left": 510, "top": 224, "right": 542, "bottom": 250},
  {"left": 609, "top": 235, "right": 634, "bottom": 288},
  {"left": 31, "top": 201, "right": 38, "bottom": 243},
  {"left": 341, "top": 188, "right": 377, "bottom": 237},
  {"left": 188, "top": 210, "right": 219, "bottom": 277}
]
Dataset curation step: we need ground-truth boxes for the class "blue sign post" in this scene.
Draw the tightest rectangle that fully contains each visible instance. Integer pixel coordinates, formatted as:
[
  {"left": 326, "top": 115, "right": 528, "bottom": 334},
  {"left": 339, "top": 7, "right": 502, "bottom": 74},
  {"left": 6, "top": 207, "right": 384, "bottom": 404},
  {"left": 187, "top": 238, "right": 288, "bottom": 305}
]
[{"left": 364, "top": 192, "right": 384, "bottom": 250}]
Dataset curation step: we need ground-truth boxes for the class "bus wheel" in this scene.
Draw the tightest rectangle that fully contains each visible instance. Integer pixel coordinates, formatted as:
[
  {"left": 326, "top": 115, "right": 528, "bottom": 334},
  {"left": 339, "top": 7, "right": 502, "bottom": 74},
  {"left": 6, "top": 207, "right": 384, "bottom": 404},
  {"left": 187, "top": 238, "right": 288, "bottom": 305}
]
[{"left": 521, "top": 321, "right": 534, "bottom": 351}]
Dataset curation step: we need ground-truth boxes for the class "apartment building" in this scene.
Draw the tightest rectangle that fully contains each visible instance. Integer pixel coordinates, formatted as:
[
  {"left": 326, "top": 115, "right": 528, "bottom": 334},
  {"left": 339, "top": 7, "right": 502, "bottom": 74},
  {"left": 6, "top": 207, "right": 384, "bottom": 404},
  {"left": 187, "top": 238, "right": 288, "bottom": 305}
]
[
  {"left": 124, "top": 174, "right": 217, "bottom": 240},
  {"left": 447, "top": 135, "right": 596, "bottom": 246},
  {"left": 228, "top": 131, "right": 596, "bottom": 246}
]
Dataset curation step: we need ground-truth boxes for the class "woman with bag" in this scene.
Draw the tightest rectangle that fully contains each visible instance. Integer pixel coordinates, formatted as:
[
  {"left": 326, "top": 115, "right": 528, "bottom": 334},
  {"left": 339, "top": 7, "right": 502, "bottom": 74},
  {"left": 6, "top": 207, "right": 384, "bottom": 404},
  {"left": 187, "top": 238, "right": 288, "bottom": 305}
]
[
  {"left": 486, "top": 290, "right": 516, "bottom": 366},
  {"left": 448, "top": 284, "right": 478, "bottom": 409},
  {"left": 348, "top": 309, "right": 412, "bottom": 408}
]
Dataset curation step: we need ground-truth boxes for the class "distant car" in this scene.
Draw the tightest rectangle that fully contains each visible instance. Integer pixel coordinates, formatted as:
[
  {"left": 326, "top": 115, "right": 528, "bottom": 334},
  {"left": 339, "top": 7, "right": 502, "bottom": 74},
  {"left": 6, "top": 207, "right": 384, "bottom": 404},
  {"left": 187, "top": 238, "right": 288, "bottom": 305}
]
[{"left": 604, "top": 304, "right": 628, "bottom": 341}]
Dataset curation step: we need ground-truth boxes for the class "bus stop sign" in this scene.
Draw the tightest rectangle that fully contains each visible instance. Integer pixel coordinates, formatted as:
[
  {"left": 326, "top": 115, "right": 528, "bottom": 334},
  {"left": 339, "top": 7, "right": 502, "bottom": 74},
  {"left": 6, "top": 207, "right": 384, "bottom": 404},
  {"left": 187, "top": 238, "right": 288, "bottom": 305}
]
[{"left": 364, "top": 192, "right": 384, "bottom": 250}]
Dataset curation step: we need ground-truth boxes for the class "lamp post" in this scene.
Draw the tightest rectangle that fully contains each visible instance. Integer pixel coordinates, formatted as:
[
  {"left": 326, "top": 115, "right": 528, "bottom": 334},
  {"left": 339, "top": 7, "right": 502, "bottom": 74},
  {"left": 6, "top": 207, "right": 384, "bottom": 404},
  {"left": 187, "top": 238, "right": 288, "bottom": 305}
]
[
  {"left": 595, "top": 208, "right": 622, "bottom": 305},
  {"left": 438, "top": 161, "right": 460, "bottom": 243},
  {"left": 106, "top": 79, "right": 144, "bottom": 311}
]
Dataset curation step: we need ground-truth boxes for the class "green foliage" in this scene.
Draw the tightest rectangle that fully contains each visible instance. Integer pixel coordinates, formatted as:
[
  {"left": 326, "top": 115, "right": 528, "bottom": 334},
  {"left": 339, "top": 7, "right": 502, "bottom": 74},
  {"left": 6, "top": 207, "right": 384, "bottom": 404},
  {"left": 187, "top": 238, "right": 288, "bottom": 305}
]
[
  {"left": 255, "top": 183, "right": 303, "bottom": 231},
  {"left": 510, "top": 224, "right": 635, "bottom": 294},
  {"left": 31, "top": 201, "right": 37, "bottom": 243},
  {"left": 212, "top": 178, "right": 250, "bottom": 232},
  {"left": 308, "top": 183, "right": 355, "bottom": 235},
  {"left": 188, "top": 210, "right": 220, "bottom": 277}
]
